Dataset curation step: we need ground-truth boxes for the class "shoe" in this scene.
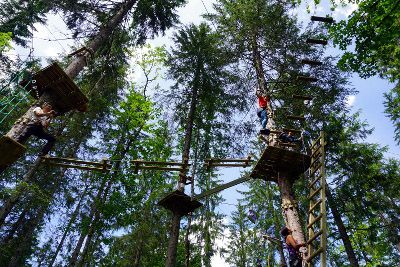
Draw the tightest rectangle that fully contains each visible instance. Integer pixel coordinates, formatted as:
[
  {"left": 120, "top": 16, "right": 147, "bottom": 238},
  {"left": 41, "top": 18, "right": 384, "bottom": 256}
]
[{"left": 259, "top": 128, "right": 270, "bottom": 135}]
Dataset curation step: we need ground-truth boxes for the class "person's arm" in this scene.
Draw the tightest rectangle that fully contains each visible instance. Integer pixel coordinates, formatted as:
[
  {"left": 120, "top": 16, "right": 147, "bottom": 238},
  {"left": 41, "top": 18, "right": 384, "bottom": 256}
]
[
  {"left": 34, "top": 109, "right": 55, "bottom": 117},
  {"left": 286, "top": 235, "right": 305, "bottom": 250}
]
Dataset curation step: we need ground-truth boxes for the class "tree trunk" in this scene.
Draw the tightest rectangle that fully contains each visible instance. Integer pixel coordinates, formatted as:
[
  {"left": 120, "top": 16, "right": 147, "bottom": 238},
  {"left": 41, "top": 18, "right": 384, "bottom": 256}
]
[
  {"left": 70, "top": 136, "right": 134, "bottom": 266},
  {"left": 165, "top": 75, "right": 200, "bottom": 266},
  {"left": 48, "top": 182, "right": 89, "bottom": 267},
  {"left": 6, "top": 202, "right": 47, "bottom": 267},
  {"left": 251, "top": 32, "right": 268, "bottom": 93},
  {"left": 184, "top": 129, "right": 200, "bottom": 267},
  {"left": 165, "top": 211, "right": 182, "bottom": 267},
  {"left": 326, "top": 187, "right": 359, "bottom": 267},
  {"left": 277, "top": 174, "right": 306, "bottom": 248}
]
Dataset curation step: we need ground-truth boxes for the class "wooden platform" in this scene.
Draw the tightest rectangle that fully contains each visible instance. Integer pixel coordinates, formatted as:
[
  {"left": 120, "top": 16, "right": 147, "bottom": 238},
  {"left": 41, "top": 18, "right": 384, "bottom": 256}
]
[
  {"left": 250, "top": 146, "right": 311, "bottom": 182},
  {"left": 297, "top": 76, "right": 318, "bottom": 83},
  {"left": 306, "top": 38, "right": 328, "bottom": 45},
  {"left": 311, "top": 16, "right": 334, "bottom": 24},
  {"left": 158, "top": 190, "right": 202, "bottom": 215},
  {"left": 301, "top": 59, "right": 322, "bottom": 66},
  {"left": 0, "top": 136, "right": 26, "bottom": 168},
  {"left": 24, "top": 63, "right": 88, "bottom": 113}
]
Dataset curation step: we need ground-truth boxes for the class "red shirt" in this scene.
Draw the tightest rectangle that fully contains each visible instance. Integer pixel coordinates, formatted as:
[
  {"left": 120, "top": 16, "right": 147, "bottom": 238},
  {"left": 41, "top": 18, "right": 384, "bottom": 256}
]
[{"left": 258, "top": 95, "right": 269, "bottom": 108}]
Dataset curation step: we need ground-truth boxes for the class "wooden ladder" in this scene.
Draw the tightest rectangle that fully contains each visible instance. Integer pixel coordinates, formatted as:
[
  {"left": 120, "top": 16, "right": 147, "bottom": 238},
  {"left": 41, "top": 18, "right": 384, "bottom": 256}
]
[{"left": 306, "top": 131, "right": 327, "bottom": 267}]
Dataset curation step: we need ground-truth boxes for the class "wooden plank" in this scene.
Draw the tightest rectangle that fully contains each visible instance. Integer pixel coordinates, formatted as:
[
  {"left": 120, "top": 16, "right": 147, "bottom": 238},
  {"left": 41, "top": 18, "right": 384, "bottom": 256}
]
[
  {"left": 137, "top": 166, "right": 182, "bottom": 172},
  {"left": 308, "top": 214, "right": 323, "bottom": 229},
  {"left": 292, "top": 94, "right": 313, "bottom": 101},
  {"left": 194, "top": 176, "right": 251, "bottom": 200},
  {"left": 308, "top": 199, "right": 322, "bottom": 214},
  {"left": 205, "top": 163, "right": 250, "bottom": 168},
  {"left": 42, "top": 162, "right": 107, "bottom": 172},
  {"left": 301, "top": 59, "right": 322, "bottom": 66},
  {"left": 131, "top": 160, "right": 189, "bottom": 166},
  {"left": 311, "top": 16, "right": 334, "bottom": 23},
  {"left": 307, "top": 230, "right": 323, "bottom": 244},
  {"left": 309, "top": 174, "right": 322, "bottom": 189},
  {"left": 308, "top": 187, "right": 322, "bottom": 200},
  {"left": 158, "top": 190, "right": 202, "bottom": 215},
  {"left": 250, "top": 146, "right": 311, "bottom": 182},
  {"left": 41, "top": 156, "right": 109, "bottom": 167},
  {"left": 297, "top": 76, "right": 318, "bottom": 82},
  {"left": 287, "top": 115, "right": 305, "bottom": 121},
  {"left": 307, "top": 247, "right": 324, "bottom": 263},
  {"left": 0, "top": 136, "right": 27, "bottom": 168},
  {"left": 204, "top": 157, "right": 252, "bottom": 163},
  {"left": 26, "top": 62, "right": 88, "bottom": 113},
  {"left": 306, "top": 38, "right": 328, "bottom": 45}
]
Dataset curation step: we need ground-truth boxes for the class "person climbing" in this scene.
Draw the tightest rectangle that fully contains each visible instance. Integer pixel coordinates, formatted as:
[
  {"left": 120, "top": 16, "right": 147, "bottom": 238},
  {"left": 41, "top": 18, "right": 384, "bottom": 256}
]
[
  {"left": 256, "top": 88, "right": 272, "bottom": 135},
  {"left": 15, "top": 102, "right": 56, "bottom": 156},
  {"left": 280, "top": 226, "right": 306, "bottom": 267},
  {"left": 279, "top": 131, "right": 302, "bottom": 144}
]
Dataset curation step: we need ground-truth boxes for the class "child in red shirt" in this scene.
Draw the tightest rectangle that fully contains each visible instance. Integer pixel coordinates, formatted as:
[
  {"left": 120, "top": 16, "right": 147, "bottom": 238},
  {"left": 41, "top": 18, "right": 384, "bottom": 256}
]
[{"left": 256, "top": 89, "right": 272, "bottom": 135}]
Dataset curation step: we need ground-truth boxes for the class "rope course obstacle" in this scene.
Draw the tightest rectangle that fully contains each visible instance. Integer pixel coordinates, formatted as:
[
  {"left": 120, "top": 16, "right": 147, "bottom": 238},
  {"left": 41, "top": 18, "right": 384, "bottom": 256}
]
[{"left": 0, "top": 62, "right": 88, "bottom": 169}]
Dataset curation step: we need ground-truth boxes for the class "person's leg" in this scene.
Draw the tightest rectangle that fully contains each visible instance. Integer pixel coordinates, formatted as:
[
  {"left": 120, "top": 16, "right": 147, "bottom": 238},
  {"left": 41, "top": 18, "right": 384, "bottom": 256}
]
[
  {"left": 260, "top": 109, "right": 268, "bottom": 129},
  {"left": 14, "top": 125, "right": 35, "bottom": 144},
  {"left": 33, "top": 126, "right": 56, "bottom": 155}
]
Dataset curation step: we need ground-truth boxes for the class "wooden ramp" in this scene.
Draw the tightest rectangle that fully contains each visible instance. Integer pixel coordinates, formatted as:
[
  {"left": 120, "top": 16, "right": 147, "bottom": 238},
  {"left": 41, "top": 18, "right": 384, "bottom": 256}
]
[
  {"left": 0, "top": 136, "right": 26, "bottom": 168},
  {"left": 158, "top": 190, "right": 202, "bottom": 216},
  {"left": 24, "top": 62, "right": 88, "bottom": 113},
  {"left": 250, "top": 146, "right": 310, "bottom": 182}
]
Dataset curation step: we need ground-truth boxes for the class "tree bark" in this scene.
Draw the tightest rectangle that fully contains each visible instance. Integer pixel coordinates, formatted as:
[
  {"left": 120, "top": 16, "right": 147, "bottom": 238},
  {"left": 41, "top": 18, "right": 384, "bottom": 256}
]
[
  {"left": 277, "top": 174, "right": 306, "bottom": 248},
  {"left": 326, "top": 187, "right": 359, "bottom": 267},
  {"left": 165, "top": 73, "right": 200, "bottom": 266},
  {"left": 165, "top": 211, "right": 183, "bottom": 267}
]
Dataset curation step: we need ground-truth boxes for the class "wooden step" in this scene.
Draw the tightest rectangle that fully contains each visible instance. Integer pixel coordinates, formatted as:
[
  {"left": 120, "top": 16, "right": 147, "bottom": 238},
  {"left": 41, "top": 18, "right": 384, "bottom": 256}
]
[
  {"left": 292, "top": 94, "right": 313, "bottom": 101},
  {"left": 301, "top": 59, "right": 322, "bottom": 66},
  {"left": 21, "top": 62, "right": 89, "bottom": 114},
  {"left": 311, "top": 16, "right": 334, "bottom": 24},
  {"left": 158, "top": 190, "right": 202, "bottom": 215},
  {"left": 0, "top": 135, "right": 26, "bottom": 168},
  {"left": 297, "top": 76, "right": 318, "bottom": 82},
  {"left": 306, "top": 38, "right": 328, "bottom": 45},
  {"left": 287, "top": 115, "right": 305, "bottom": 121},
  {"left": 308, "top": 213, "right": 323, "bottom": 228}
]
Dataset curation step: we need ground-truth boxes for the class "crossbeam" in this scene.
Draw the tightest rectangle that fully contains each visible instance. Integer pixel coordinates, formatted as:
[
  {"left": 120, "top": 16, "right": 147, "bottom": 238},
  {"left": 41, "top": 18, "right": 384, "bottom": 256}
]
[
  {"left": 131, "top": 160, "right": 189, "bottom": 166},
  {"left": 193, "top": 176, "right": 251, "bottom": 200},
  {"left": 41, "top": 156, "right": 111, "bottom": 172},
  {"left": 311, "top": 16, "right": 334, "bottom": 23}
]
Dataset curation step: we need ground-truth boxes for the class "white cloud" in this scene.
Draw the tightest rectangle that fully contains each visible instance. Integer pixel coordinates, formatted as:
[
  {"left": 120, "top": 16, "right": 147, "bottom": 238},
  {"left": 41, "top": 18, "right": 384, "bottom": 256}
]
[{"left": 346, "top": 95, "right": 356, "bottom": 107}]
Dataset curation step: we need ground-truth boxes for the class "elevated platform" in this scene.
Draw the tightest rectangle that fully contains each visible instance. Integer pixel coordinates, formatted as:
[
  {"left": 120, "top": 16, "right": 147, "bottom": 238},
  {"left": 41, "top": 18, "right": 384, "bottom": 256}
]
[
  {"left": 297, "top": 76, "right": 318, "bottom": 83},
  {"left": 0, "top": 136, "right": 26, "bottom": 168},
  {"left": 158, "top": 190, "right": 202, "bottom": 216},
  {"left": 301, "top": 59, "right": 322, "bottom": 66},
  {"left": 311, "top": 16, "right": 334, "bottom": 24},
  {"left": 23, "top": 62, "right": 88, "bottom": 113},
  {"left": 306, "top": 38, "right": 328, "bottom": 45},
  {"left": 250, "top": 146, "right": 310, "bottom": 182}
]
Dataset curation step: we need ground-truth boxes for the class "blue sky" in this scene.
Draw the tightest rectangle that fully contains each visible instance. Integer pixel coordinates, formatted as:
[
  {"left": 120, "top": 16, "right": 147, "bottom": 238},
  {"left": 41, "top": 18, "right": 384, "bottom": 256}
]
[{"left": 6, "top": 0, "right": 399, "bottom": 265}]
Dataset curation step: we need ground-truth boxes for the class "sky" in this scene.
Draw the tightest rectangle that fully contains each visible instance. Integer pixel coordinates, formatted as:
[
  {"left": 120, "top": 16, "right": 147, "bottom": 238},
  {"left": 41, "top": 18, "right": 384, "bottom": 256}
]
[{"left": 6, "top": 0, "right": 400, "bottom": 266}]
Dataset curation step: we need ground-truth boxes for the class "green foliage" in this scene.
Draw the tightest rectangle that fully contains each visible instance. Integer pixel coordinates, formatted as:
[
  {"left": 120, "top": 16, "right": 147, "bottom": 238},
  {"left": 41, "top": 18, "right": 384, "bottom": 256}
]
[{"left": 0, "top": 32, "right": 12, "bottom": 52}]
